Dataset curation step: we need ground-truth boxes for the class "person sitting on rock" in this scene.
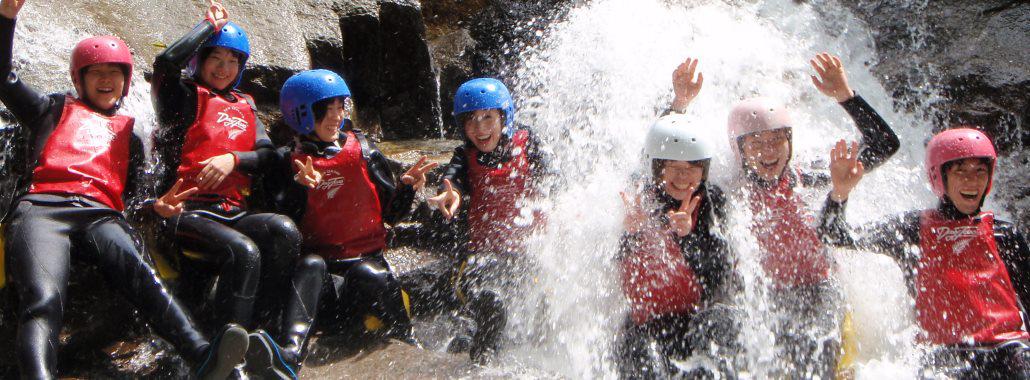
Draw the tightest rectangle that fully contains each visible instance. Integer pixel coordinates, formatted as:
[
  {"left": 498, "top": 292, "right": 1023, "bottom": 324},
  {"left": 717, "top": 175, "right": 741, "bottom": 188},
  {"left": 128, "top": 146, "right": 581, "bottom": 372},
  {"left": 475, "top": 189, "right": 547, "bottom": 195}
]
[
  {"left": 244, "top": 69, "right": 438, "bottom": 378},
  {"left": 427, "top": 77, "right": 551, "bottom": 363},
  {"left": 616, "top": 113, "right": 742, "bottom": 379},
  {"left": 672, "top": 53, "right": 900, "bottom": 378},
  {"left": 820, "top": 128, "right": 1030, "bottom": 378},
  {"left": 149, "top": 0, "right": 302, "bottom": 338},
  {"left": 0, "top": 0, "right": 248, "bottom": 378}
]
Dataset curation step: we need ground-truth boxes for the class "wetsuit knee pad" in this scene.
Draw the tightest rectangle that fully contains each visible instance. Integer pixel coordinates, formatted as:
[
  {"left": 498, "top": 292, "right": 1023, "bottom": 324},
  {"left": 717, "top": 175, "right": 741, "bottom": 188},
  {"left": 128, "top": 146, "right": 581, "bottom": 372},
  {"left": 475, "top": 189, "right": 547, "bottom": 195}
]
[
  {"left": 226, "top": 238, "right": 262, "bottom": 270},
  {"left": 297, "top": 255, "right": 327, "bottom": 275},
  {"left": 264, "top": 214, "right": 303, "bottom": 247}
]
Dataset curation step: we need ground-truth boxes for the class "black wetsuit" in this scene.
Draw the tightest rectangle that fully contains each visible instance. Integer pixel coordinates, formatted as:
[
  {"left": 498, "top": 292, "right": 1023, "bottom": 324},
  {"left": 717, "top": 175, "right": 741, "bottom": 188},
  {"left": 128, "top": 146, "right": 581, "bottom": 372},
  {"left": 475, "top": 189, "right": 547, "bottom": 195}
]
[
  {"left": 438, "top": 127, "right": 551, "bottom": 361},
  {"left": 268, "top": 131, "right": 418, "bottom": 363},
  {"left": 820, "top": 198, "right": 1030, "bottom": 378},
  {"left": 0, "top": 16, "right": 213, "bottom": 379},
  {"left": 616, "top": 182, "right": 743, "bottom": 379},
  {"left": 151, "top": 20, "right": 301, "bottom": 330}
]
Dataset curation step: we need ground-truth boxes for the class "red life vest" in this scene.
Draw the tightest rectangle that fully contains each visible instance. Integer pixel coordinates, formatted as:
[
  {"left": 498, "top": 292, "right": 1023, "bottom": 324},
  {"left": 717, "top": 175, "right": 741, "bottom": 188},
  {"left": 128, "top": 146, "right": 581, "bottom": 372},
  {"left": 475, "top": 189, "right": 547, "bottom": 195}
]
[
  {"left": 295, "top": 131, "right": 387, "bottom": 260},
  {"left": 177, "top": 85, "right": 257, "bottom": 207},
  {"left": 915, "top": 210, "right": 1029, "bottom": 346},
  {"left": 747, "top": 170, "right": 831, "bottom": 287},
  {"left": 467, "top": 130, "right": 537, "bottom": 253},
  {"left": 621, "top": 224, "right": 704, "bottom": 325},
  {"left": 29, "top": 96, "right": 134, "bottom": 210}
]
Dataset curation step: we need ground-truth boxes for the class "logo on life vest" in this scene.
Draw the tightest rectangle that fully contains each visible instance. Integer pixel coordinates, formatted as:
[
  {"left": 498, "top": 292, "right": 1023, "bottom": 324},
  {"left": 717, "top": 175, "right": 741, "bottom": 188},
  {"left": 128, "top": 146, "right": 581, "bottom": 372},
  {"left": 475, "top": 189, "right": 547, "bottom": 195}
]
[
  {"left": 935, "top": 225, "right": 979, "bottom": 254},
  {"left": 316, "top": 169, "right": 346, "bottom": 199},
  {"left": 72, "top": 114, "right": 116, "bottom": 155},
  {"left": 217, "top": 106, "right": 250, "bottom": 140}
]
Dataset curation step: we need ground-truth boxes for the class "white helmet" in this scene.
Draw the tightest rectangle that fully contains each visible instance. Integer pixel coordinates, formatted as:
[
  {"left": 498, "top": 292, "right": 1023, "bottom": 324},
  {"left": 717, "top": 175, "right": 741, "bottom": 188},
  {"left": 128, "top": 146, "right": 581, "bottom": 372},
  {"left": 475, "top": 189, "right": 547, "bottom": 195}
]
[{"left": 643, "top": 114, "right": 714, "bottom": 162}]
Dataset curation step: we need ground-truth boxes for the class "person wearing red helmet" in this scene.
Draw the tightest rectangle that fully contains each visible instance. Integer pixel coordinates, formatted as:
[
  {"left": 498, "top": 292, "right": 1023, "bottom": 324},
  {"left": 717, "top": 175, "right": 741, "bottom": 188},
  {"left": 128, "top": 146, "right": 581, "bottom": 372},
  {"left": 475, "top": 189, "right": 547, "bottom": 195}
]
[
  {"left": 669, "top": 54, "right": 900, "bottom": 377},
  {"left": 0, "top": 0, "right": 248, "bottom": 379},
  {"left": 149, "top": 1, "right": 303, "bottom": 334},
  {"left": 820, "top": 128, "right": 1030, "bottom": 377}
]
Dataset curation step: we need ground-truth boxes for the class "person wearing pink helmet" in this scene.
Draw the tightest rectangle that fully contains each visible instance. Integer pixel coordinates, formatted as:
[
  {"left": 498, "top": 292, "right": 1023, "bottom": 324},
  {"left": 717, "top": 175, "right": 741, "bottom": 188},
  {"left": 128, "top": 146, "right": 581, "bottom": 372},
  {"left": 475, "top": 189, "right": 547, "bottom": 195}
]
[
  {"left": 669, "top": 53, "right": 900, "bottom": 377},
  {"left": 821, "top": 128, "right": 1030, "bottom": 377},
  {"left": 0, "top": 0, "right": 248, "bottom": 379}
]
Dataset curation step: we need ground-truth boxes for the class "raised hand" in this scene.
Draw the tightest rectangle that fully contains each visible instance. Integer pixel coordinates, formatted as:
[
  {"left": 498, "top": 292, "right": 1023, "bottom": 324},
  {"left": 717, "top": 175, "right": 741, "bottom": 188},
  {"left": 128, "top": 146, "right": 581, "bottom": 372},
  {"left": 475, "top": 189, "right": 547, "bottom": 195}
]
[
  {"left": 197, "top": 153, "right": 236, "bottom": 190},
  {"left": 401, "top": 156, "right": 439, "bottom": 191},
  {"left": 621, "top": 191, "right": 648, "bottom": 235},
  {"left": 666, "top": 188, "right": 701, "bottom": 237},
  {"left": 829, "top": 139, "right": 865, "bottom": 202},
  {"left": 671, "top": 57, "right": 704, "bottom": 113},
  {"left": 0, "top": 0, "right": 26, "bottom": 20},
  {"left": 293, "top": 156, "right": 323, "bottom": 189},
  {"left": 427, "top": 179, "right": 461, "bottom": 221},
  {"left": 154, "top": 178, "right": 199, "bottom": 218},
  {"left": 810, "top": 52, "right": 854, "bottom": 102},
  {"left": 206, "top": 0, "right": 229, "bottom": 30}
]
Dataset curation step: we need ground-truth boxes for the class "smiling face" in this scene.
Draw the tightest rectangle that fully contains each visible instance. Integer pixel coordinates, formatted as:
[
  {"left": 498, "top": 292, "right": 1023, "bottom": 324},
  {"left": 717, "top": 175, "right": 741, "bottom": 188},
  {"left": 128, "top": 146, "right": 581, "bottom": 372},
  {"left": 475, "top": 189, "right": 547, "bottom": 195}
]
[
  {"left": 463, "top": 109, "right": 503, "bottom": 153},
  {"left": 943, "top": 158, "right": 991, "bottom": 215},
  {"left": 740, "top": 128, "right": 791, "bottom": 182},
  {"left": 660, "top": 160, "right": 706, "bottom": 201},
  {"left": 199, "top": 47, "right": 241, "bottom": 91},
  {"left": 80, "top": 63, "right": 126, "bottom": 111},
  {"left": 313, "top": 98, "right": 347, "bottom": 143}
]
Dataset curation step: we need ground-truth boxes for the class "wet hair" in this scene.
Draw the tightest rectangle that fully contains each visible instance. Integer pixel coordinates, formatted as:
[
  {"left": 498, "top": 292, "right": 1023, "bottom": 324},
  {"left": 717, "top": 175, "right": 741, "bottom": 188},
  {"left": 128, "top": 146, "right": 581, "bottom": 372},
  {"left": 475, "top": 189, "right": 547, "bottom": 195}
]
[
  {"left": 941, "top": 157, "right": 993, "bottom": 186},
  {"left": 651, "top": 159, "right": 710, "bottom": 182},
  {"left": 457, "top": 109, "right": 506, "bottom": 128},
  {"left": 313, "top": 96, "right": 348, "bottom": 123}
]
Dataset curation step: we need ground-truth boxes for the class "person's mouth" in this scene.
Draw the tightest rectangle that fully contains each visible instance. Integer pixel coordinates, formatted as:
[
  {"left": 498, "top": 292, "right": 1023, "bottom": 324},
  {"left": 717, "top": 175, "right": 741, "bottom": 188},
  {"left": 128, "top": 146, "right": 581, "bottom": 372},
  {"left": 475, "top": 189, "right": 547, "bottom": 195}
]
[
  {"left": 760, "top": 158, "right": 779, "bottom": 170},
  {"left": 672, "top": 183, "right": 692, "bottom": 191},
  {"left": 959, "top": 190, "right": 980, "bottom": 200}
]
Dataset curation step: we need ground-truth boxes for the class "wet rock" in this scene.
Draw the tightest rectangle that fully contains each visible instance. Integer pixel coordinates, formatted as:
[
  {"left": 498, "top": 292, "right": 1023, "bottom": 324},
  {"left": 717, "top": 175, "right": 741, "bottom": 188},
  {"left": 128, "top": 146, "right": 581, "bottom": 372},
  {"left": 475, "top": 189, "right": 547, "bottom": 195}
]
[{"left": 844, "top": 0, "right": 1029, "bottom": 151}]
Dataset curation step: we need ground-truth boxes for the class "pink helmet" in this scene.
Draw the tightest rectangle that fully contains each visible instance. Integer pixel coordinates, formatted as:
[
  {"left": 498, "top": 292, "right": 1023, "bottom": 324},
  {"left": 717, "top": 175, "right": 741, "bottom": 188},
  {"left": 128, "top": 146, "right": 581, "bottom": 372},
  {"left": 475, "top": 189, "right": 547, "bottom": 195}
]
[
  {"left": 925, "top": 127, "right": 997, "bottom": 198},
  {"left": 727, "top": 97, "right": 793, "bottom": 163},
  {"left": 70, "top": 36, "right": 134, "bottom": 97}
]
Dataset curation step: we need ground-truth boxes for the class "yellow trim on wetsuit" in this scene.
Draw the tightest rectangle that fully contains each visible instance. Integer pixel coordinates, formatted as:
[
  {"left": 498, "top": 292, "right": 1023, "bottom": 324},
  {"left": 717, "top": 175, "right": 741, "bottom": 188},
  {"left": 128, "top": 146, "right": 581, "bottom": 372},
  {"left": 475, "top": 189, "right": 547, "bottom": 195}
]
[
  {"left": 0, "top": 224, "right": 6, "bottom": 289},
  {"left": 149, "top": 247, "right": 182, "bottom": 280},
  {"left": 836, "top": 311, "right": 857, "bottom": 379},
  {"left": 401, "top": 289, "right": 412, "bottom": 319},
  {"left": 452, "top": 256, "right": 471, "bottom": 304},
  {"left": 364, "top": 315, "right": 385, "bottom": 331}
]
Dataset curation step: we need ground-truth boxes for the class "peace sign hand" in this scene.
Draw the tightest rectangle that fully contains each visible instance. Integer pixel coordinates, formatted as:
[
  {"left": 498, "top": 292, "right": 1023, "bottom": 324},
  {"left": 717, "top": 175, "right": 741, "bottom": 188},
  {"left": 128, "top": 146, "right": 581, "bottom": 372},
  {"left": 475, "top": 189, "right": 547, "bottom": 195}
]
[
  {"left": 810, "top": 52, "right": 854, "bottom": 102},
  {"left": 671, "top": 57, "right": 704, "bottom": 113},
  {"left": 666, "top": 188, "right": 701, "bottom": 237},
  {"left": 829, "top": 139, "right": 865, "bottom": 202},
  {"left": 293, "top": 156, "right": 323, "bottom": 189},
  {"left": 0, "top": 0, "right": 26, "bottom": 19},
  {"left": 401, "top": 156, "right": 439, "bottom": 191},
  {"left": 154, "top": 178, "right": 199, "bottom": 218},
  {"left": 206, "top": 0, "right": 229, "bottom": 30},
  {"left": 427, "top": 179, "right": 461, "bottom": 221}
]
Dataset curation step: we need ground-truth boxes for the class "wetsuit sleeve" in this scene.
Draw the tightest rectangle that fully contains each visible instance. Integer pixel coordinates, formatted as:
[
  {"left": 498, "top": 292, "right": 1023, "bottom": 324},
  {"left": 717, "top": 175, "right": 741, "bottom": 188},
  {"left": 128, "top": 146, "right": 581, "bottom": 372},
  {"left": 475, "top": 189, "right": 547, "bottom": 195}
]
[
  {"left": 0, "top": 16, "right": 52, "bottom": 127},
  {"left": 817, "top": 195, "right": 918, "bottom": 262},
  {"left": 440, "top": 145, "right": 470, "bottom": 196},
  {"left": 234, "top": 100, "right": 276, "bottom": 173},
  {"left": 840, "top": 95, "right": 900, "bottom": 172},
  {"left": 365, "top": 138, "right": 416, "bottom": 226},
  {"left": 152, "top": 21, "right": 213, "bottom": 125},
  {"left": 122, "top": 129, "right": 148, "bottom": 213},
  {"left": 271, "top": 146, "right": 309, "bottom": 223},
  {"left": 996, "top": 222, "right": 1030, "bottom": 313}
]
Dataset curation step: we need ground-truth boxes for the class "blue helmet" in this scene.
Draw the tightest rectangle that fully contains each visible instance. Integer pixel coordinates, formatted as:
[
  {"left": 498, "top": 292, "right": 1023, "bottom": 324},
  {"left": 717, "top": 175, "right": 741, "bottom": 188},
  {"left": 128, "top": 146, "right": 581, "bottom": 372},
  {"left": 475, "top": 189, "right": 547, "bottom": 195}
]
[
  {"left": 280, "top": 69, "right": 352, "bottom": 135},
  {"left": 453, "top": 78, "right": 515, "bottom": 135},
  {"left": 188, "top": 21, "right": 251, "bottom": 89}
]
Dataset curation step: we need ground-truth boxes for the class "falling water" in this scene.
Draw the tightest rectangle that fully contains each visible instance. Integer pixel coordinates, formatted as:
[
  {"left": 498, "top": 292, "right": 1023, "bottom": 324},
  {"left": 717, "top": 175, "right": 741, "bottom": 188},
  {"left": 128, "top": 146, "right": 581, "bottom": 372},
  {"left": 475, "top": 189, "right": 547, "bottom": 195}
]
[{"left": 505, "top": 0, "right": 972, "bottom": 378}]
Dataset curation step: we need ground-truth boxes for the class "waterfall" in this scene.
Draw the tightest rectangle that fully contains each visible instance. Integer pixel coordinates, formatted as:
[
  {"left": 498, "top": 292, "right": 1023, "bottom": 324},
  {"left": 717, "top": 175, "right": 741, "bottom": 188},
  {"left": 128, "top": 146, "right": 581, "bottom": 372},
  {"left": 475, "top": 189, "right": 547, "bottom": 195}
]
[{"left": 510, "top": 0, "right": 952, "bottom": 377}]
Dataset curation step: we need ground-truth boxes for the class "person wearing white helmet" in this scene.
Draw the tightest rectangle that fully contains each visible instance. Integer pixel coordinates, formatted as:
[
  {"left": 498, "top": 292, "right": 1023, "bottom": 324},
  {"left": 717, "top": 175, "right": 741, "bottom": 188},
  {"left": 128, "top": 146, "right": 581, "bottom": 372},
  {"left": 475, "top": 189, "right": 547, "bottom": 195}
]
[
  {"left": 616, "top": 115, "right": 741, "bottom": 378},
  {"left": 669, "top": 53, "right": 900, "bottom": 378},
  {"left": 820, "top": 128, "right": 1030, "bottom": 378}
]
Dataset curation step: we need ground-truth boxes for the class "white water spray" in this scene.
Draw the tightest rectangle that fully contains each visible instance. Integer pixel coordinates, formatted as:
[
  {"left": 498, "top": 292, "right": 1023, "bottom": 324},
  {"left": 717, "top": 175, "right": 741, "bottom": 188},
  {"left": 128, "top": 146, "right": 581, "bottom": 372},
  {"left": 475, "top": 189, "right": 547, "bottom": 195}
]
[{"left": 509, "top": 0, "right": 954, "bottom": 377}]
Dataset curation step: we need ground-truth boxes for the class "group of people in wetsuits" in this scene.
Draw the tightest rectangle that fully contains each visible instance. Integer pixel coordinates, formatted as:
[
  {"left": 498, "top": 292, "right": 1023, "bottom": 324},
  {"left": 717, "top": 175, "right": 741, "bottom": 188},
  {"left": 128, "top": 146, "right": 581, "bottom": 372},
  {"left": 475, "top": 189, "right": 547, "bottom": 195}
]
[{"left": 0, "top": 0, "right": 1027, "bottom": 378}]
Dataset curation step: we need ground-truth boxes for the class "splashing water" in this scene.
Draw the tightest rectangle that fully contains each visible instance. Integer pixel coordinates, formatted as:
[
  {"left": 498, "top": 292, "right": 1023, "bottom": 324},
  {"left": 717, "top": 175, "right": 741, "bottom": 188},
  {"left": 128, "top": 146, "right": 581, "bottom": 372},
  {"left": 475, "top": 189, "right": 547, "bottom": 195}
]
[{"left": 506, "top": 0, "right": 965, "bottom": 378}]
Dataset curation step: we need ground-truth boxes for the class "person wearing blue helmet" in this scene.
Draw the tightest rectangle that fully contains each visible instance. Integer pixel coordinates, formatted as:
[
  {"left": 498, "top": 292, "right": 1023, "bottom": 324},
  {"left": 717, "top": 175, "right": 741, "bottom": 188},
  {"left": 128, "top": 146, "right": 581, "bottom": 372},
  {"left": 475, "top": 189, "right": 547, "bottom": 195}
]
[
  {"left": 149, "top": 1, "right": 303, "bottom": 338},
  {"left": 428, "top": 77, "right": 551, "bottom": 363},
  {"left": 240, "top": 69, "right": 437, "bottom": 378}
]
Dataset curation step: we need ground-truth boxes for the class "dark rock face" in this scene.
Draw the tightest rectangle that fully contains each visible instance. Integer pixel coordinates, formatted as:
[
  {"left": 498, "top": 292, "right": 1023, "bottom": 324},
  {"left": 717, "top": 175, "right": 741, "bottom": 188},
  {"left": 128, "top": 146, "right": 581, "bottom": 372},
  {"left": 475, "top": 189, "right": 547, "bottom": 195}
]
[{"left": 845, "top": 0, "right": 1029, "bottom": 152}]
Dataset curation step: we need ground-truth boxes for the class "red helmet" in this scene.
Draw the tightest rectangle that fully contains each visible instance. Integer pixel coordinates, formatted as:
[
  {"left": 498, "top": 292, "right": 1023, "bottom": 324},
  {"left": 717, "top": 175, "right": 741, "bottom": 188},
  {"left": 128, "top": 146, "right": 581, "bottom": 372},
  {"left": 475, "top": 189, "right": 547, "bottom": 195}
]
[
  {"left": 925, "top": 127, "right": 997, "bottom": 198},
  {"left": 70, "top": 36, "right": 134, "bottom": 97}
]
